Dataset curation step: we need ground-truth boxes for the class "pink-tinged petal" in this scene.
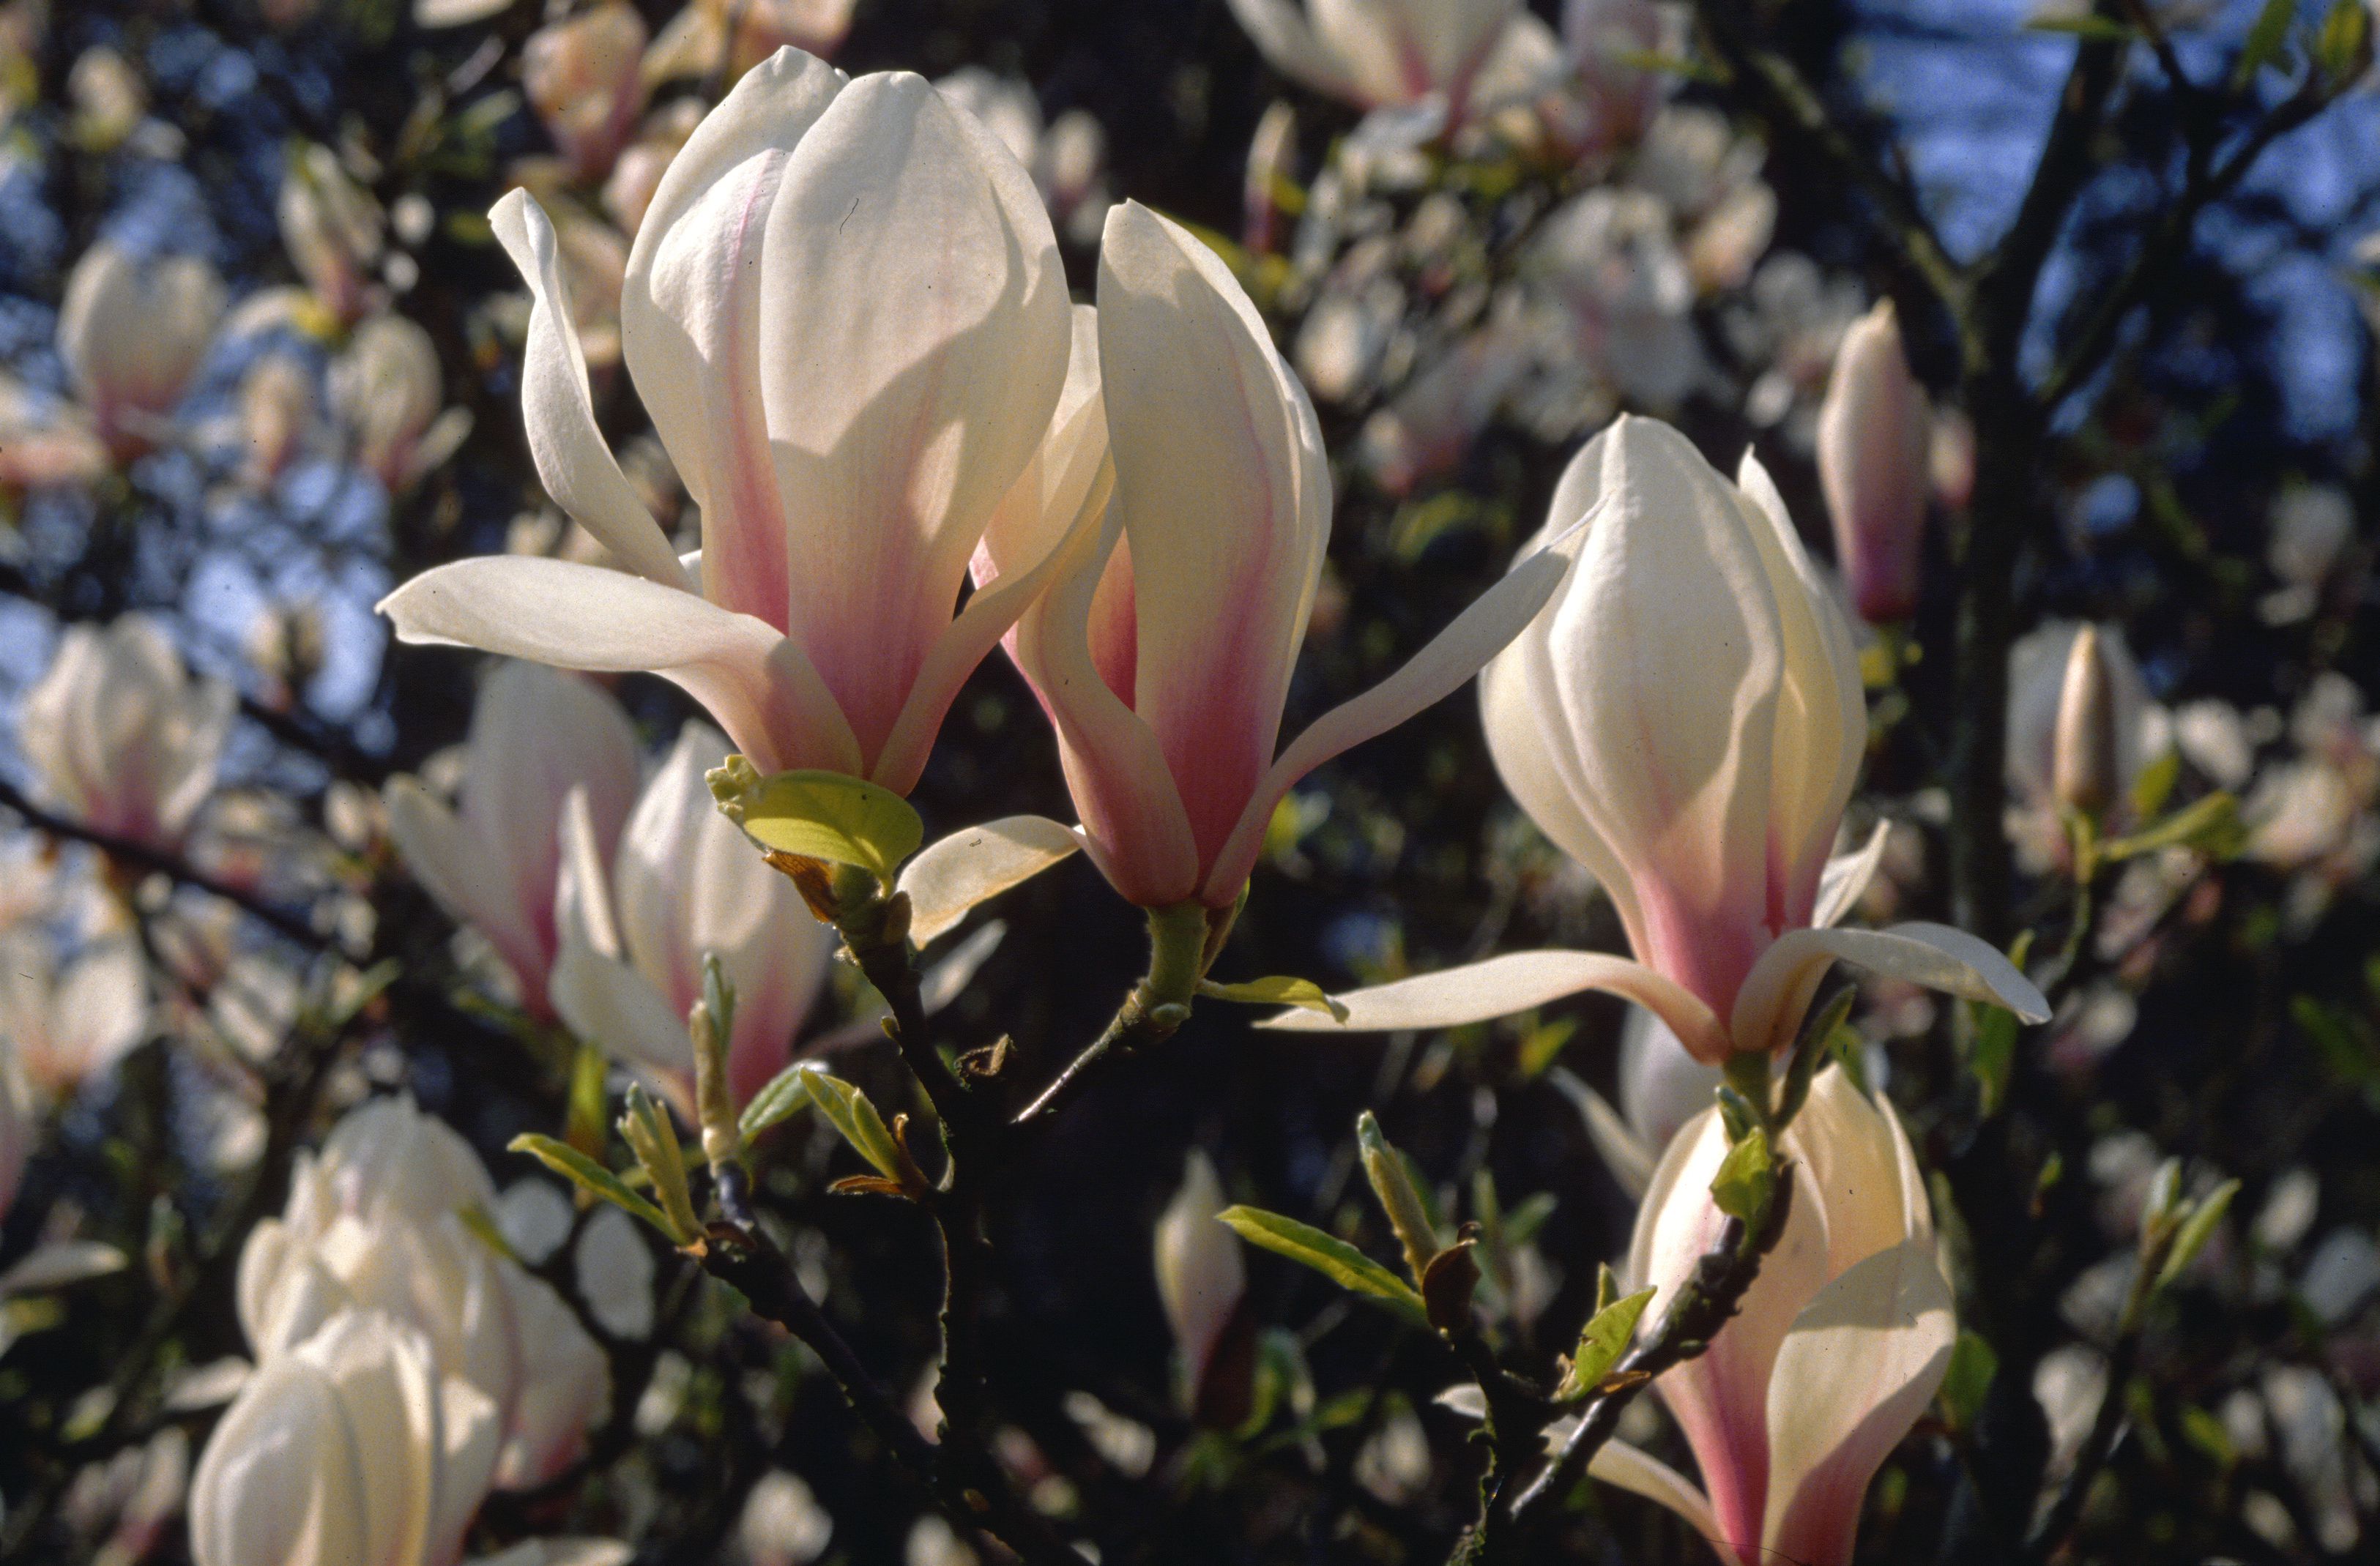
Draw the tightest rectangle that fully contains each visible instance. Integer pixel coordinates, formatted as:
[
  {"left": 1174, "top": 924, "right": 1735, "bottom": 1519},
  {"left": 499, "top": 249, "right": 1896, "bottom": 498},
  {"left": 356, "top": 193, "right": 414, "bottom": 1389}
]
[
  {"left": 1098, "top": 200, "right": 1331, "bottom": 871},
  {"left": 1257, "top": 949, "right": 1730, "bottom": 1061},
  {"left": 1761, "top": 1238, "right": 1957, "bottom": 1566},
  {"left": 1815, "top": 300, "right": 1931, "bottom": 627},
  {"left": 549, "top": 942, "right": 699, "bottom": 1110},
  {"left": 624, "top": 48, "right": 847, "bottom": 629},
  {"left": 1729, "top": 921, "right": 2048, "bottom": 1058},
  {"left": 1585, "top": 1442, "right": 1747, "bottom": 1566},
  {"left": 379, "top": 556, "right": 860, "bottom": 774},
  {"left": 1226, "top": 0, "right": 1365, "bottom": 101},
  {"left": 1810, "top": 820, "right": 1892, "bottom": 931},
  {"left": 1202, "top": 540, "right": 1569, "bottom": 904},
  {"left": 490, "top": 191, "right": 687, "bottom": 589},
  {"left": 385, "top": 778, "right": 548, "bottom": 1004},
  {"left": 554, "top": 787, "right": 624, "bottom": 963},
  {"left": 759, "top": 71, "right": 1071, "bottom": 768},
  {"left": 896, "top": 816, "right": 1085, "bottom": 945},
  {"left": 874, "top": 302, "right": 1109, "bottom": 795}
]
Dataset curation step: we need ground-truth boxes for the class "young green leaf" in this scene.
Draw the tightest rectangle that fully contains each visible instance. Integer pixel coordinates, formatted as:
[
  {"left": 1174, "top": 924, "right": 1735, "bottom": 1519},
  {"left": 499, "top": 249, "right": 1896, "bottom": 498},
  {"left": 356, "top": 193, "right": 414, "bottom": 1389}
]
[
  {"left": 1555, "top": 1283, "right": 1656, "bottom": 1401},
  {"left": 2235, "top": 0, "right": 2300, "bottom": 88},
  {"left": 1356, "top": 1111, "right": 1440, "bottom": 1286},
  {"left": 1709, "top": 1127, "right": 1775, "bottom": 1229},
  {"left": 796, "top": 1066, "right": 910, "bottom": 1187},
  {"left": 2102, "top": 791, "right": 2240, "bottom": 862},
  {"left": 509, "top": 1133, "right": 677, "bottom": 1239},
  {"left": 2155, "top": 1177, "right": 2241, "bottom": 1291},
  {"left": 1967, "top": 1000, "right": 2020, "bottom": 1117},
  {"left": 1215, "top": 1205, "right": 1429, "bottom": 1327},
  {"left": 1200, "top": 976, "right": 1348, "bottom": 1022},
  {"left": 619, "top": 1085, "right": 701, "bottom": 1242},
  {"left": 739, "top": 1064, "right": 814, "bottom": 1144},
  {"left": 707, "top": 759, "right": 924, "bottom": 884},
  {"left": 1936, "top": 1330, "right": 1998, "bottom": 1433}
]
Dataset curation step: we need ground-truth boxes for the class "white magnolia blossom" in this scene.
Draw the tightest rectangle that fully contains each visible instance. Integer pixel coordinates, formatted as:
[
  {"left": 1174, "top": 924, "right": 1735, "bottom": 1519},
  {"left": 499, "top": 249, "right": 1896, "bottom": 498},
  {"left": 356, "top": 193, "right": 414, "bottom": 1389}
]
[
  {"left": 383, "top": 51, "right": 1089, "bottom": 797},
  {"left": 1815, "top": 299, "right": 1930, "bottom": 624},
  {"left": 551, "top": 721, "right": 833, "bottom": 1110},
  {"left": 19, "top": 614, "right": 234, "bottom": 853},
  {"left": 1271, "top": 417, "right": 2045, "bottom": 1059},
  {"left": 384, "top": 661, "right": 640, "bottom": 1021},
  {"left": 279, "top": 142, "right": 384, "bottom": 325},
  {"left": 1153, "top": 1149, "right": 1246, "bottom": 1412},
  {"left": 1225, "top": 0, "right": 1557, "bottom": 122},
  {"left": 643, "top": 0, "right": 857, "bottom": 87},
  {"left": 2005, "top": 620, "right": 2165, "bottom": 870},
  {"left": 234, "top": 1097, "right": 609, "bottom": 1491},
  {"left": 522, "top": 2, "right": 648, "bottom": 180},
  {"left": 330, "top": 314, "right": 472, "bottom": 493},
  {"left": 0, "top": 930, "right": 147, "bottom": 1102},
  {"left": 1591, "top": 1067, "right": 1955, "bottom": 1566},
  {"left": 57, "top": 241, "right": 225, "bottom": 458}
]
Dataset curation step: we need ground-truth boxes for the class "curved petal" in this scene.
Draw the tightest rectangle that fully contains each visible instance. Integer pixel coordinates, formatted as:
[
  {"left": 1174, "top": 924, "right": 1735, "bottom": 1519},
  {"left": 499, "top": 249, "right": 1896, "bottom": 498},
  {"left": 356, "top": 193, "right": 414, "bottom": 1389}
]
[
  {"left": 1258, "top": 948, "right": 1730, "bottom": 1062},
  {"left": 379, "top": 556, "right": 860, "bottom": 775},
  {"left": 1587, "top": 1440, "right": 1747, "bottom": 1566},
  {"left": 896, "top": 815, "right": 1085, "bottom": 945},
  {"left": 759, "top": 70, "right": 1071, "bottom": 766},
  {"left": 1202, "top": 541, "right": 1569, "bottom": 904},
  {"left": 623, "top": 46, "right": 847, "bottom": 630},
  {"left": 1761, "top": 1239, "right": 1957, "bottom": 1566},
  {"left": 1226, "top": 0, "right": 1363, "bottom": 101},
  {"left": 550, "top": 942, "right": 697, "bottom": 1108},
  {"left": 1730, "top": 921, "right": 2049, "bottom": 1057},
  {"left": 384, "top": 778, "right": 545, "bottom": 999},
  {"left": 1810, "top": 819, "right": 1892, "bottom": 931},
  {"left": 489, "top": 190, "right": 686, "bottom": 589},
  {"left": 1098, "top": 199, "right": 1331, "bottom": 870}
]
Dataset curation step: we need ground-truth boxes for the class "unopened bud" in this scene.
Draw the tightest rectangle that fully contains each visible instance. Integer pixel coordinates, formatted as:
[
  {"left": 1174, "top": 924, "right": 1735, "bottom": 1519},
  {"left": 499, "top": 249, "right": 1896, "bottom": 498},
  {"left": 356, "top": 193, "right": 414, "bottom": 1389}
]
[
  {"left": 1356, "top": 1111, "right": 1440, "bottom": 1288},
  {"left": 1243, "top": 102, "right": 1298, "bottom": 255},
  {"left": 2052, "top": 624, "right": 2121, "bottom": 816},
  {"left": 1816, "top": 299, "right": 1931, "bottom": 624},
  {"left": 691, "top": 953, "right": 741, "bottom": 1170}
]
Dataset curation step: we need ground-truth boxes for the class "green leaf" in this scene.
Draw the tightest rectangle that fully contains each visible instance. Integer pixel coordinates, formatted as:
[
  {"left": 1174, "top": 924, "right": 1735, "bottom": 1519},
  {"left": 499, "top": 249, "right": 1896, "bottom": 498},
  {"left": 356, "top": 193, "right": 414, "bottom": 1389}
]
[
  {"left": 1778, "top": 986, "right": 1856, "bottom": 1130},
  {"left": 2024, "top": 15, "right": 2138, "bottom": 41},
  {"left": 707, "top": 759, "right": 924, "bottom": 884},
  {"left": 1968, "top": 1000, "right": 2020, "bottom": 1117},
  {"left": 2318, "top": 0, "right": 2373, "bottom": 82},
  {"left": 795, "top": 1066, "right": 908, "bottom": 1185},
  {"left": 2102, "top": 791, "right": 2240, "bottom": 861},
  {"left": 2234, "top": 0, "right": 2299, "bottom": 88},
  {"left": 2156, "top": 1177, "right": 2241, "bottom": 1290},
  {"left": 1356, "top": 1111, "right": 1440, "bottom": 1286},
  {"left": 1216, "top": 1206, "right": 1429, "bottom": 1327},
  {"left": 1709, "top": 1128, "right": 1774, "bottom": 1229},
  {"left": 509, "top": 1133, "right": 675, "bottom": 1237},
  {"left": 2179, "top": 1403, "right": 2234, "bottom": 1467},
  {"left": 739, "top": 1064, "right": 814, "bottom": 1144},
  {"left": 2130, "top": 747, "right": 2181, "bottom": 824},
  {"left": 1516, "top": 1015, "right": 1580, "bottom": 1078},
  {"left": 1556, "top": 1281, "right": 1656, "bottom": 1401},
  {"left": 1937, "top": 1331, "right": 1998, "bottom": 1433},
  {"left": 1200, "top": 976, "right": 1348, "bottom": 1022}
]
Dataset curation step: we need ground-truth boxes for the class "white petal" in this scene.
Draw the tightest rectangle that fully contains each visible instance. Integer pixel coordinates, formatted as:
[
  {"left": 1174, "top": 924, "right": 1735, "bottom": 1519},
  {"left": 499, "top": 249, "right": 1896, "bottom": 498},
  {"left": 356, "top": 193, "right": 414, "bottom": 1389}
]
[
  {"left": 379, "top": 556, "right": 860, "bottom": 774},
  {"left": 549, "top": 941, "right": 702, "bottom": 1088},
  {"left": 0, "top": 1239, "right": 128, "bottom": 1295},
  {"left": 1587, "top": 1440, "right": 1747, "bottom": 1566},
  {"left": 1810, "top": 819, "right": 1892, "bottom": 931},
  {"left": 490, "top": 190, "right": 688, "bottom": 589},
  {"left": 575, "top": 1205, "right": 656, "bottom": 1341},
  {"left": 1730, "top": 921, "right": 2049, "bottom": 1057},
  {"left": 1761, "top": 1237, "right": 1957, "bottom": 1565},
  {"left": 896, "top": 815, "right": 1084, "bottom": 945},
  {"left": 1547, "top": 1065, "right": 1656, "bottom": 1201},
  {"left": 1226, "top": 0, "right": 1364, "bottom": 100},
  {"left": 384, "top": 777, "right": 545, "bottom": 994},
  {"left": 1201, "top": 539, "right": 1570, "bottom": 903},
  {"left": 1258, "top": 948, "right": 1730, "bottom": 1062}
]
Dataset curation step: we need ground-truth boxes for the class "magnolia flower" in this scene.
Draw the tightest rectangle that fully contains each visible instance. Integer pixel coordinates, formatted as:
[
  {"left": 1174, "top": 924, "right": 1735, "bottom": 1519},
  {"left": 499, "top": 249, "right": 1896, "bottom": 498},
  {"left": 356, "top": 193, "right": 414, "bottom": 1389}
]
[
  {"left": 57, "top": 242, "right": 225, "bottom": 458},
  {"left": 1815, "top": 300, "right": 1930, "bottom": 624},
  {"left": 1542, "top": 0, "right": 1683, "bottom": 157},
  {"left": 0, "top": 371, "right": 107, "bottom": 490},
  {"left": 551, "top": 722, "right": 833, "bottom": 1109},
  {"left": 973, "top": 202, "right": 1566, "bottom": 910},
  {"left": 235, "top": 350, "right": 318, "bottom": 490},
  {"left": 600, "top": 99, "right": 704, "bottom": 236},
  {"left": 1529, "top": 189, "right": 1703, "bottom": 410},
  {"left": 382, "top": 51, "right": 1088, "bottom": 794},
  {"left": 235, "top": 1097, "right": 609, "bottom": 1491},
  {"left": 2006, "top": 621, "right": 2163, "bottom": 870},
  {"left": 1271, "top": 418, "right": 2045, "bottom": 1057},
  {"left": 1588, "top": 1067, "right": 1955, "bottom": 1566},
  {"left": 331, "top": 315, "right": 472, "bottom": 493},
  {"left": 0, "top": 931, "right": 147, "bottom": 1102},
  {"left": 19, "top": 615, "right": 234, "bottom": 853},
  {"left": 1153, "top": 1150, "right": 1246, "bottom": 1414},
  {"left": 523, "top": 3, "right": 649, "bottom": 180},
  {"left": 1225, "top": 0, "right": 1557, "bottom": 123},
  {"left": 384, "top": 662, "right": 639, "bottom": 1019},
  {"left": 643, "top": 0, "right": 857, "bottom": 88},
  {"left": 280, "top": 143, "right": 384, "bottom": 325},
  {"left": 190, "top": 1308, "right": 499, "bottom": 1566}
]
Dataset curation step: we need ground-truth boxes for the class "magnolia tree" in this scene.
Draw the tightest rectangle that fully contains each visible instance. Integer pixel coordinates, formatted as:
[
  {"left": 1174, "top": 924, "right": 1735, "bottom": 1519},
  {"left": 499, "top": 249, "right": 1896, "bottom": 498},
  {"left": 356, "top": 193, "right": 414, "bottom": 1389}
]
[{"left": 1, "top": 2, "right": 2377, "bottom": 1565}]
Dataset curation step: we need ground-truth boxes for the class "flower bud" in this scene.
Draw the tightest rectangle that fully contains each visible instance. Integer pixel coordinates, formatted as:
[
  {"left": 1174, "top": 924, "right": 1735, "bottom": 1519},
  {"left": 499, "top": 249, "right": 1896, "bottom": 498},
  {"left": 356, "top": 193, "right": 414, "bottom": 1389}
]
[
  {"left": 2052, "top": 623, "right": 2121, "bottom": 816},
  {"left": 57, "top": 243, "right": 225, "bottom": 458},
  {"left": 19, "top": 615, "right": 233, "bottom": 853},
  {"left": 68, "top": 47, "right": 145, "bottom": 153},
  {"left": 235, "top": 350, "right": 316, "bottom": 490},
  {"left": 1153, "top": 1150, "right": 1246, "bottom": 1416},
  {"left": 278, "top": 143, "right": 384, "bottom": 325},
  {"left": 1243, "top": 101, "right": 1298, "bottom": 254},
  {"left": 522, "top": 3, "right": 649, "bottom": 181},
  {"left": 1815, "top": 299, "right": 1930, "bottom": 624},
  {"left": 331, "top": 313, "right": 470, "bottom": 491}
]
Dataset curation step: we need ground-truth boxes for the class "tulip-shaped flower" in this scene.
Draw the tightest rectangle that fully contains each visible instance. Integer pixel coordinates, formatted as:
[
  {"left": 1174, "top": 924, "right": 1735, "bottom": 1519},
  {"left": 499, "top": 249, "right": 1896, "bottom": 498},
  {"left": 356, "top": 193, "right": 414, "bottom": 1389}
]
[
  {"left": 522, "top": 1, "right": 648, "bottom": 180},
  {"left": 551, "top": 722, "right": 834, "bottom": 1108},
  {"left": 1225, "top": 0, "right": 1555, "bottom": 123},
  {"left": 18, "top": 614, "right": 234, "bottom": 854},
  {"left": 279, "top": 143, "right": 384, "bottom": 326},
  {"left": 190, "top": 1307, "right": 500, "bottom": 1566},
  {"left": 0, "top": 931, "right": 147, "bottom": 1102},
  {"left": 57, "top": 241, "right": 225, "bottom": 458},
  {"left": 971, "top": 202, "right": 1569, "bottom": 910},
  {"left": 381, "top": 50, "right": 1088, "bottom": 794},
  {"left": 1815, "top": 299, "right": 1931, "bottom": 624},
  {"left": 1271, "top": 417, "right": 2045, "bottom": 1057},
  {"left": 384, "top": 661, "right": 640, "bottom": 1021},
  {"left": 331, "top": 314, "right": 472, "bottom": 494},
  {"left": 235, "top": 1096, "right": 610, "bottom": 1492},
  {"left": 1588, "top": 1067, "right": 1956, "bottom": 1566},
  {"left": 1154, "top": 1149, "right": 1247, "bottom": 1416},
  {"left": 2005, "top": 620, "right": 2159, "bottom": 871}
]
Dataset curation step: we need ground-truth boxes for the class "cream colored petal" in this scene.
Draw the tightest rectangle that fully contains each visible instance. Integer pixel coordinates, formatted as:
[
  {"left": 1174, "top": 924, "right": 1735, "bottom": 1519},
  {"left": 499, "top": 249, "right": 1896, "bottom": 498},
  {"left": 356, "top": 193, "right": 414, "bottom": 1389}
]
[
  {"left": 1810, "top": 819, "right": 1892, "bottom": 931},
  {"left": 379, "top": 556, "right": 860, "bottom": 774},
  {"left": 1226, "top": 0, "right": 1364, "bottom": 100},
  {"left": 1730, "top": 921, "right": 2048, "bottom": 1058},
  {"left": 1202, "top": 541, "right": 1570, "bottom": 904},
  {"left": 549, "top": 941, "right": 700, "bottom": 1087},
  {"left": 896, "top": 815, "right": 1085, "bottom": 945},
  {"left": 1586, "top": 1440, "right": 1746, "bottom": 1566},
  {"left": 187, "top": 1353, "right": 368, "bottom": 1566},
  {"left": 384, "top": 777, "right": 545, "bottom": 995},
  {"left": 1761, "top": 1238, "right": 1957, "bottom": 1566},
  {"left": 55, "top": 939, "right": 148, "bottom": 1082},
  {"left": 758, "top": 70, "right": 1071, "bottom": 767},
  {"left": 489, "top": 190, "right": 686, "bottom": 589},
  {"left": 1547, "top": 1064, "right": 1657, "bottom": 1200},
  {"left": 1259, "top": 948, "right": 1730, "bottom": 1062}
]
